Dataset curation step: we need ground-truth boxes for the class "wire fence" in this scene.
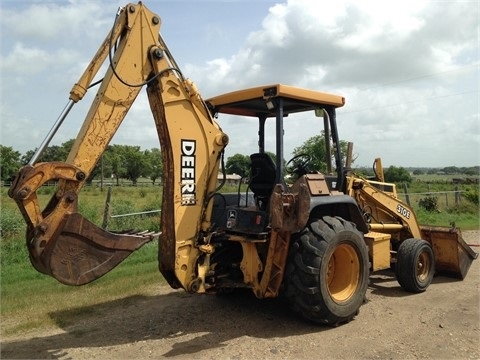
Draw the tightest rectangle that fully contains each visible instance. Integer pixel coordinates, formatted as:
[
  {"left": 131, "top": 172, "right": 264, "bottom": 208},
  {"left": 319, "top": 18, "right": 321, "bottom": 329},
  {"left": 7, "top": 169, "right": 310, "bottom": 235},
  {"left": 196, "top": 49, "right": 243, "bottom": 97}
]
[
  {"left": 102, "top": 189, "right": 467, "bottom": 228},
  {"left": 398, "top": 189, "right": 464, "bottom": 211},
  {"left": 30, "top": 180, "right": 468, "bottom": 231}
]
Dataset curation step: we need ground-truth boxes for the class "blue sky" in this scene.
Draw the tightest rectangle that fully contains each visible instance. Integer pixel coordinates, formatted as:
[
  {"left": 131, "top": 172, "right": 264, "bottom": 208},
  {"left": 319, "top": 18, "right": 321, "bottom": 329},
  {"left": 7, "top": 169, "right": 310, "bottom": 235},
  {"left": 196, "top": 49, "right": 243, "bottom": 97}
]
[{"left": 1, "top": 0, "right": 478, "bottom": 167}]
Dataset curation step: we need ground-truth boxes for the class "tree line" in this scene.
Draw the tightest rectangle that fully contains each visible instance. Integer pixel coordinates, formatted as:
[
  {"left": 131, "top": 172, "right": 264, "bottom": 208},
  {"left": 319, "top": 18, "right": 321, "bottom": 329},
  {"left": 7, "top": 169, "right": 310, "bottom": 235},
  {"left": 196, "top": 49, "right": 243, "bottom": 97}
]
[
  {"left": 0, "top": 141, "right": 162, "bottom": 186},
  {"left": 2, "top": 134, "right": 478, "bottom": 185},
  {"left": 1, "top": 133, "right": 347, "bottom": 185}
]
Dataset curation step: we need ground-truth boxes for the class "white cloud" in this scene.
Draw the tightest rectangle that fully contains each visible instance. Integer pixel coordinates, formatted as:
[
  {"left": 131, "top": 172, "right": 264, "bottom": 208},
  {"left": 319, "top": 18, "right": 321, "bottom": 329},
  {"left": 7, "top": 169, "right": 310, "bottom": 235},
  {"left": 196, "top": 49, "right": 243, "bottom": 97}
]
[
  {"left": 203, "top": 0, "right": 479, "bottom": 166},
  {"left": 0, "top": 43, "right": 80, "bottom": 75},
  {"left": 110, "top": 93, "right": 161, "bottom": 148},
  {"left": 0, "top": 102, "right": 40, "bottom": 152},
  {"left": 1, "top": 1, "right": 109, "bottom": 42},
  {"left": 0, "top": 0, "right": 478, "bottom": 168}
]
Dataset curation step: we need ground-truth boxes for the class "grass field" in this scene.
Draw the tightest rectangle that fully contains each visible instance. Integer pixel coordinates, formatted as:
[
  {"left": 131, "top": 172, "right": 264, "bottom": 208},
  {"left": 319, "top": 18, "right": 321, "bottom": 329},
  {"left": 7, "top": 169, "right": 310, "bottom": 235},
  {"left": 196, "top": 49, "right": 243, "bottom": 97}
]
[
  {"left": 1, "top": 181, "right": 478, "bottom": 336},
  {"left": 1, "top": 186, "right": 166, "bottom": 335}
]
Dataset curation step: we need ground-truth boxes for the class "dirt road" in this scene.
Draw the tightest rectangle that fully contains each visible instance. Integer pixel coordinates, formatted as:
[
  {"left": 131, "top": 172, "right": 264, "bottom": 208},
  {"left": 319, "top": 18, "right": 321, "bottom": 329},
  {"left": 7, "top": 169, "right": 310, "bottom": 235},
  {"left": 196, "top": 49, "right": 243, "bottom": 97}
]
[{"left": 2, "top": 231, "right": 479, "bottom": 359}]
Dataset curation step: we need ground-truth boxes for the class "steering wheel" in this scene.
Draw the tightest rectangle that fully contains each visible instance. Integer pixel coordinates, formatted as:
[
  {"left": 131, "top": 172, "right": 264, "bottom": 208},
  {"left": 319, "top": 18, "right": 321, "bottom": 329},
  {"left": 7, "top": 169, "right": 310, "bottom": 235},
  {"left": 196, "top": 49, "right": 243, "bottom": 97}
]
[{"left": 286, "top": 153, "right": 312, "bottom": 175}]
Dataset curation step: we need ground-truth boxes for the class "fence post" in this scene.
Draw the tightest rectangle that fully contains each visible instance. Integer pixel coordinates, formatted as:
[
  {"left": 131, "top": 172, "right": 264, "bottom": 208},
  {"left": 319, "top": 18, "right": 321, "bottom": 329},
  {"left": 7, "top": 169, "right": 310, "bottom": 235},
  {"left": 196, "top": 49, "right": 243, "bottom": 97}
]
[
  {"left": 403, "top": 183, "right": 410, "bottom": 206},
  {"left": 454, "top": 186, "right": 460, "bottom": 205},
  {"left": 102, "top": 186, "right": 112, "bottom": 229}
]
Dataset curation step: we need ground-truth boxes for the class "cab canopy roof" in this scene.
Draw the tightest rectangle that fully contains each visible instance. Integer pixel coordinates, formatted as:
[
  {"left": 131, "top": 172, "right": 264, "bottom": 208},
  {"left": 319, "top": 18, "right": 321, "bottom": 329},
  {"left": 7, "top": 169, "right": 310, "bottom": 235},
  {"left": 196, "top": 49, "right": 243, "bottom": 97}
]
[{"left": 206, "top": 84, "right": 345, "bottom": 118}]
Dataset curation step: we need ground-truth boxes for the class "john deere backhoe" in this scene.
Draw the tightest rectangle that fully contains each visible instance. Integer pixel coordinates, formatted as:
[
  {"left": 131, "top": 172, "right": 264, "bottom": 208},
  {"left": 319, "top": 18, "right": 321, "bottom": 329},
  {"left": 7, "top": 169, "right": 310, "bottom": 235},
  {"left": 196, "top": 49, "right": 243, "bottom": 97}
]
[{"left": 8, "top": 2, "right": 477, "bottom": 326}]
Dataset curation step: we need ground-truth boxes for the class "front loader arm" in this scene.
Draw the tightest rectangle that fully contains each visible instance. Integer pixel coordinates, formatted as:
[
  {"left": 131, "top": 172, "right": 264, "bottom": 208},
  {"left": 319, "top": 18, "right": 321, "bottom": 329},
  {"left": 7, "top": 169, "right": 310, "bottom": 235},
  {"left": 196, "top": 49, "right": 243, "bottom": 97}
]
[
  {"left": 8, "top": 3, "right": 228, "bottom": 289},
  {"left": 347, "top": 176, "right": 422, "bottom": 239},
  {"left": 347, "top": 175, "right": 478, "bottom": 279}
]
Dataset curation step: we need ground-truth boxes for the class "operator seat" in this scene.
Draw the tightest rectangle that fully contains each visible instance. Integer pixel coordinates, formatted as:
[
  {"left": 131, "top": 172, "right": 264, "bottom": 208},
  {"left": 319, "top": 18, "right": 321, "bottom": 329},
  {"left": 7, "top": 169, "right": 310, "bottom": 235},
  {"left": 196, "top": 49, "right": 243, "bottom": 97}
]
[{"left": 249, "top": 153, "right": 276, "bottom": 210}]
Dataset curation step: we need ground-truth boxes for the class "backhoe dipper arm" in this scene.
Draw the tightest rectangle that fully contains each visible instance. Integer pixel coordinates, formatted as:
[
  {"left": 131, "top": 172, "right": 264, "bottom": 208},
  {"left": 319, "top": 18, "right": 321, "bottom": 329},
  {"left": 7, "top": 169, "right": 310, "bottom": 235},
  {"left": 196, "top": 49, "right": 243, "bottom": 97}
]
[{"left": 8, "top": 3, "right": 228, "bottom": 288}]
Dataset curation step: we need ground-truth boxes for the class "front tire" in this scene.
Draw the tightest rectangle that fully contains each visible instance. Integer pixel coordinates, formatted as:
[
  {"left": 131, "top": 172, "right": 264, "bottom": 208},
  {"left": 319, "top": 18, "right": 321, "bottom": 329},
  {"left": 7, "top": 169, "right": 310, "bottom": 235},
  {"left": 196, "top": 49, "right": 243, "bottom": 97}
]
[
  {"left": 395, "top": 238, "right": 435, "bottom": 293},
  {"left": 283, "top": 216, "right": 369, "bottom": 326}
]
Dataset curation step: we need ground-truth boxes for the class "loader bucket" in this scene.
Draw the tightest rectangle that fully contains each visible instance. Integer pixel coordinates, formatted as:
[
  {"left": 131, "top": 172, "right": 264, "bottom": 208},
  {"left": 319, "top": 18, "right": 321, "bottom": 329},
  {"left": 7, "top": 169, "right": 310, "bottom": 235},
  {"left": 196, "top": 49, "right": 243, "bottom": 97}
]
[
  {"left": 28, "top": 212, "right": 157, "bottom": 286},
  {"left": 420, "top": 226, "right": 478, "bottom": 279}
]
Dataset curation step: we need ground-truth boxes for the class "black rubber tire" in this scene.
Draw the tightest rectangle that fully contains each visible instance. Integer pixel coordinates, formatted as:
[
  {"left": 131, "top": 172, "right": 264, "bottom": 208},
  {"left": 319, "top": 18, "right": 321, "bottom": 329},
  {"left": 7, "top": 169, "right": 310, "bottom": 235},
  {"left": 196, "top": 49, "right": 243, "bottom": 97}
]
[
  {"left": 395, "top": 238, "right": 435, "bottom": 293},
  {"left": 283, "top": 216, "right": 369, "bottom": 326}
]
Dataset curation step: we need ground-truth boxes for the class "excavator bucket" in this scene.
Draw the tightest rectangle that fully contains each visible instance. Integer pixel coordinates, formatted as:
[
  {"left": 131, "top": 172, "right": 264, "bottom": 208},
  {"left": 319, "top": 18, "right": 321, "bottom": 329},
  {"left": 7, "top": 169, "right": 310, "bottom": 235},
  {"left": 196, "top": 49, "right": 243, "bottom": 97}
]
[
  {"left": 421, "top": 226, "right": 478, "bottom": 279},
  {"left": 28, "top": 213, "right": 157, "bottom": 286}
]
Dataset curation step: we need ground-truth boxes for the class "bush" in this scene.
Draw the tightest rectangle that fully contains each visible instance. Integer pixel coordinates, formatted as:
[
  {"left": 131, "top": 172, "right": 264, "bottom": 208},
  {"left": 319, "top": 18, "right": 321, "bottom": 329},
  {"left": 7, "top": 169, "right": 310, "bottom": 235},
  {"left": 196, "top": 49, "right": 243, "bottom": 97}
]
[
  {"left": 77, "top": 202, "right": 102, "bottom": 224},
  {"left": 463, "top": 188, "right": 479, "bottom": 205},
  {"left": 384, "top": 166, "right": 412, "bottom": 183},
  {"left": 108, "top": 199, "right": 136, "bottom": 231},
  {"left": 418, "top": 195, "right": 439, "bottom": 212},
  {"left": 37, "top": 186, "right": 56, "bottom": 196},
  {"left": 446, "top": 201, "right": 478, "bottom": 214},
  {"left": 0, "top": 208, "right": 24, "bottom": 239},
  {"left": 1, "top": 235, "right": 29, "bottom": 266},
  {"left": 142, "top": 199, "right": 161, "bottom": 213}
]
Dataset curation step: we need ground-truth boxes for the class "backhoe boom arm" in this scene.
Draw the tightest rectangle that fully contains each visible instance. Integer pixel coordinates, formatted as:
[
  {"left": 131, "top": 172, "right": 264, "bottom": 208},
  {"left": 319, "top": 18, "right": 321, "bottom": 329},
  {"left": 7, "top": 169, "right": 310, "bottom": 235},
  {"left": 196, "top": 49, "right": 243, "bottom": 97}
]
[{"left": 8, "top": 2, "right": 228, "bottom": 288}]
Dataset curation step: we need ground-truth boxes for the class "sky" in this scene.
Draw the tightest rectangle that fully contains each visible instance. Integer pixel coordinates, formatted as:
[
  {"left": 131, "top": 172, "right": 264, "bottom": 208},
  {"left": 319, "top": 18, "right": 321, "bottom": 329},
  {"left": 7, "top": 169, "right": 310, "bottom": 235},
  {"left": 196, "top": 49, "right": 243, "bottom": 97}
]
[{"left": 0, "top": 0, "right": 478, "bottom": 168}]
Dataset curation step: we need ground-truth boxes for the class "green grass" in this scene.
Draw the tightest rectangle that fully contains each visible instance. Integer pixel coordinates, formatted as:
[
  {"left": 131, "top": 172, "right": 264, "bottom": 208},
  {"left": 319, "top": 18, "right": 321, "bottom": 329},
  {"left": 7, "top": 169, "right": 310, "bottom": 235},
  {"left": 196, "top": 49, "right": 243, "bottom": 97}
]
[
  {"left": 415, "top": 206, "right": 479, "bottom": 229},
  {"left": 1, "top": 186, "right": 164, "bottom": 336},
  {"left": 396, "top": 182, "right": 479, "bottom": 229},
  {"left": 1, "top": 241, "right": 162, "bottom": 336}
]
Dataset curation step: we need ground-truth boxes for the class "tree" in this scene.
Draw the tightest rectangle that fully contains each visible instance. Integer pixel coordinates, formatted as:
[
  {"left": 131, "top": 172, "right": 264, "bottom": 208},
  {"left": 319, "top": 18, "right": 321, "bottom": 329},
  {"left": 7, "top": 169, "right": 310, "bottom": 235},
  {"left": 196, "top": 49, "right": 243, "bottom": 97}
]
[
  {"left": 265, "top": 151, "right": 278, "bottom": 165},
  {"left": 464, "top": 167, "right": 479, "bottom": 176},
  {"left": 442, "top": 166, "right": 460, "bottom": 175},
  {"left": 144, "top": 148, "right": 163, "bottom": 185},
  {"left": 21, "top": 139, "right": 75, "bottom": 164},
  {"left": 226, "top": 153, "right": 250, "bottom": 178},
  {"left": 103, "top": 145, "right": 126, "bottom": 185},
  {"left": 21, "top": 149, "right": 35, "bottom": 165},
  {"left": 0, "top": 145, "right": 21, "bottom": 182},
  {"left": 292, "top": 132, "right": 350, "bottom": 173},
  {"left": 20, "top": 139, "right": 101, "bottom": 184},
  {"left": 384, "top": 166, "right": 412, "bottom": 183},
  {"left": 120, "top": 145, "right": 147, "bottom": 185}
]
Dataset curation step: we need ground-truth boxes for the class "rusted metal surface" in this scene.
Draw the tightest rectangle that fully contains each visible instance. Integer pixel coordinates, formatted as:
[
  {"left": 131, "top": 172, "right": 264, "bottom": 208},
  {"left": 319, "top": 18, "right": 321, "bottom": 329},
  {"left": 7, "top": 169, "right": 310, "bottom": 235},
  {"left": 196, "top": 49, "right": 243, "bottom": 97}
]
[
  {"left": 421, "top": 225, "right": 478, "bottom": 279},
  {"left": 8, "top": 163, "right": 84, "bottom": 226},
  {"left": 270, "top": 183, "right": 310, "bottom": 233},
  {"left": 259, "top": 230, "right": 291, "bottom": 298},
  {"left": 9, "top": 161, "right": 157, "bottom": 286},
  {"left": 28, "top": 212, "right": 156, "bottom": 285},
  {"left": 146, "top": 81, "right": 179, "bottom": 289}
]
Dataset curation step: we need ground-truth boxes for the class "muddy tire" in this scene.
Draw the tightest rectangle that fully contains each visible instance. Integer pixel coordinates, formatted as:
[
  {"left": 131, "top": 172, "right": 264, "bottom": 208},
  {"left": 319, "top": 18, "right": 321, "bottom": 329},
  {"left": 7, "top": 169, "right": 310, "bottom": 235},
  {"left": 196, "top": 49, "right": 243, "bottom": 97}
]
[
  {"left": 395, "top": 238, "right": 435, "bottom": 293},
  {"left": 283, "top": 216, "right": 369, "bottom": 326}
]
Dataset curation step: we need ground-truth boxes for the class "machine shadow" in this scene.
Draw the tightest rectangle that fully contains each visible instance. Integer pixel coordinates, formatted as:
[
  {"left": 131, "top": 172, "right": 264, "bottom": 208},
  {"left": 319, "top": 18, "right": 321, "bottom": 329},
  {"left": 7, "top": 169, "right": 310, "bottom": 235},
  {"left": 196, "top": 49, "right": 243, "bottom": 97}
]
[
  {"left": 367, "top": 268, "right": 466, "bottom": 298},
  {"left": 1, "top": 289, "right": 324, "bottom": 359},
  {"left": 3, "top": 272, "right": 468, "bottom": 358}
]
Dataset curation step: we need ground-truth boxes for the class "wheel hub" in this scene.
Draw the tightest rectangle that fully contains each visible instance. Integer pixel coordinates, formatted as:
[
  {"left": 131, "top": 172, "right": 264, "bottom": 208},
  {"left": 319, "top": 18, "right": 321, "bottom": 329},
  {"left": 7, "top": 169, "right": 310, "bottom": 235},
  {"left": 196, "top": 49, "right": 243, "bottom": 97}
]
[{"left": 326, "top": 243, "right": 360, "bottom": 303}]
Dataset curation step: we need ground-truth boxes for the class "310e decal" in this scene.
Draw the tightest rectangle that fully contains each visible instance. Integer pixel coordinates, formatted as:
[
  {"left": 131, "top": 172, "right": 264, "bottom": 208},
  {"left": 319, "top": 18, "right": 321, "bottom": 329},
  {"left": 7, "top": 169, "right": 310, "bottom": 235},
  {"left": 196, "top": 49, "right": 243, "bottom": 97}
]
[{"left": 396, "top": 204, "right": 411, "bottom": 219}]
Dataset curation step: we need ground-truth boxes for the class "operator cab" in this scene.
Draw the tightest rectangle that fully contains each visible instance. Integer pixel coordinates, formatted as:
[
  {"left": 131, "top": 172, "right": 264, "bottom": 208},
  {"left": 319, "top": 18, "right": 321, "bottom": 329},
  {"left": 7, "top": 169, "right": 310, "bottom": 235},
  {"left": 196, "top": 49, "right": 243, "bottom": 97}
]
[{"left": 206, "top": 84, "right": 346, "bottom": 237}]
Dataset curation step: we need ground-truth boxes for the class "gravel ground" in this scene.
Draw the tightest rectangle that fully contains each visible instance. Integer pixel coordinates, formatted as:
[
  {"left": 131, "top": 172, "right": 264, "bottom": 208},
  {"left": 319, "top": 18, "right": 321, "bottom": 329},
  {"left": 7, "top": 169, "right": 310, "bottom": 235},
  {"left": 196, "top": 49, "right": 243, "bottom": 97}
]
[{"left": 1, "top": 231, "right": 479, "bottom": 360}]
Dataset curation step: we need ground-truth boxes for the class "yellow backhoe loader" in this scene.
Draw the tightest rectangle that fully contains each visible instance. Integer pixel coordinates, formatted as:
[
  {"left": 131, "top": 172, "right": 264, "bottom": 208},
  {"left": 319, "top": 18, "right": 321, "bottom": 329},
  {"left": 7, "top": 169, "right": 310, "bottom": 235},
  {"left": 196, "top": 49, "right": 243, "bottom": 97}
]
[{"left": 8, "top": 2, "right": 477, "bottom": 326}]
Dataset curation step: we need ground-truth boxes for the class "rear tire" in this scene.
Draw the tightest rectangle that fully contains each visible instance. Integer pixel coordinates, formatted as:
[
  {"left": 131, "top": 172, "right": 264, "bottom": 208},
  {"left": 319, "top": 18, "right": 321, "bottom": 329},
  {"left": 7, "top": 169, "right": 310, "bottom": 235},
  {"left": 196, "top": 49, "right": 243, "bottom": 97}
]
[
  {"left": 395, "top": 238, "right": 435, "bottom": 293},
  {"left": 283, "top": 216, "right": 369, "bottom": 326}
]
